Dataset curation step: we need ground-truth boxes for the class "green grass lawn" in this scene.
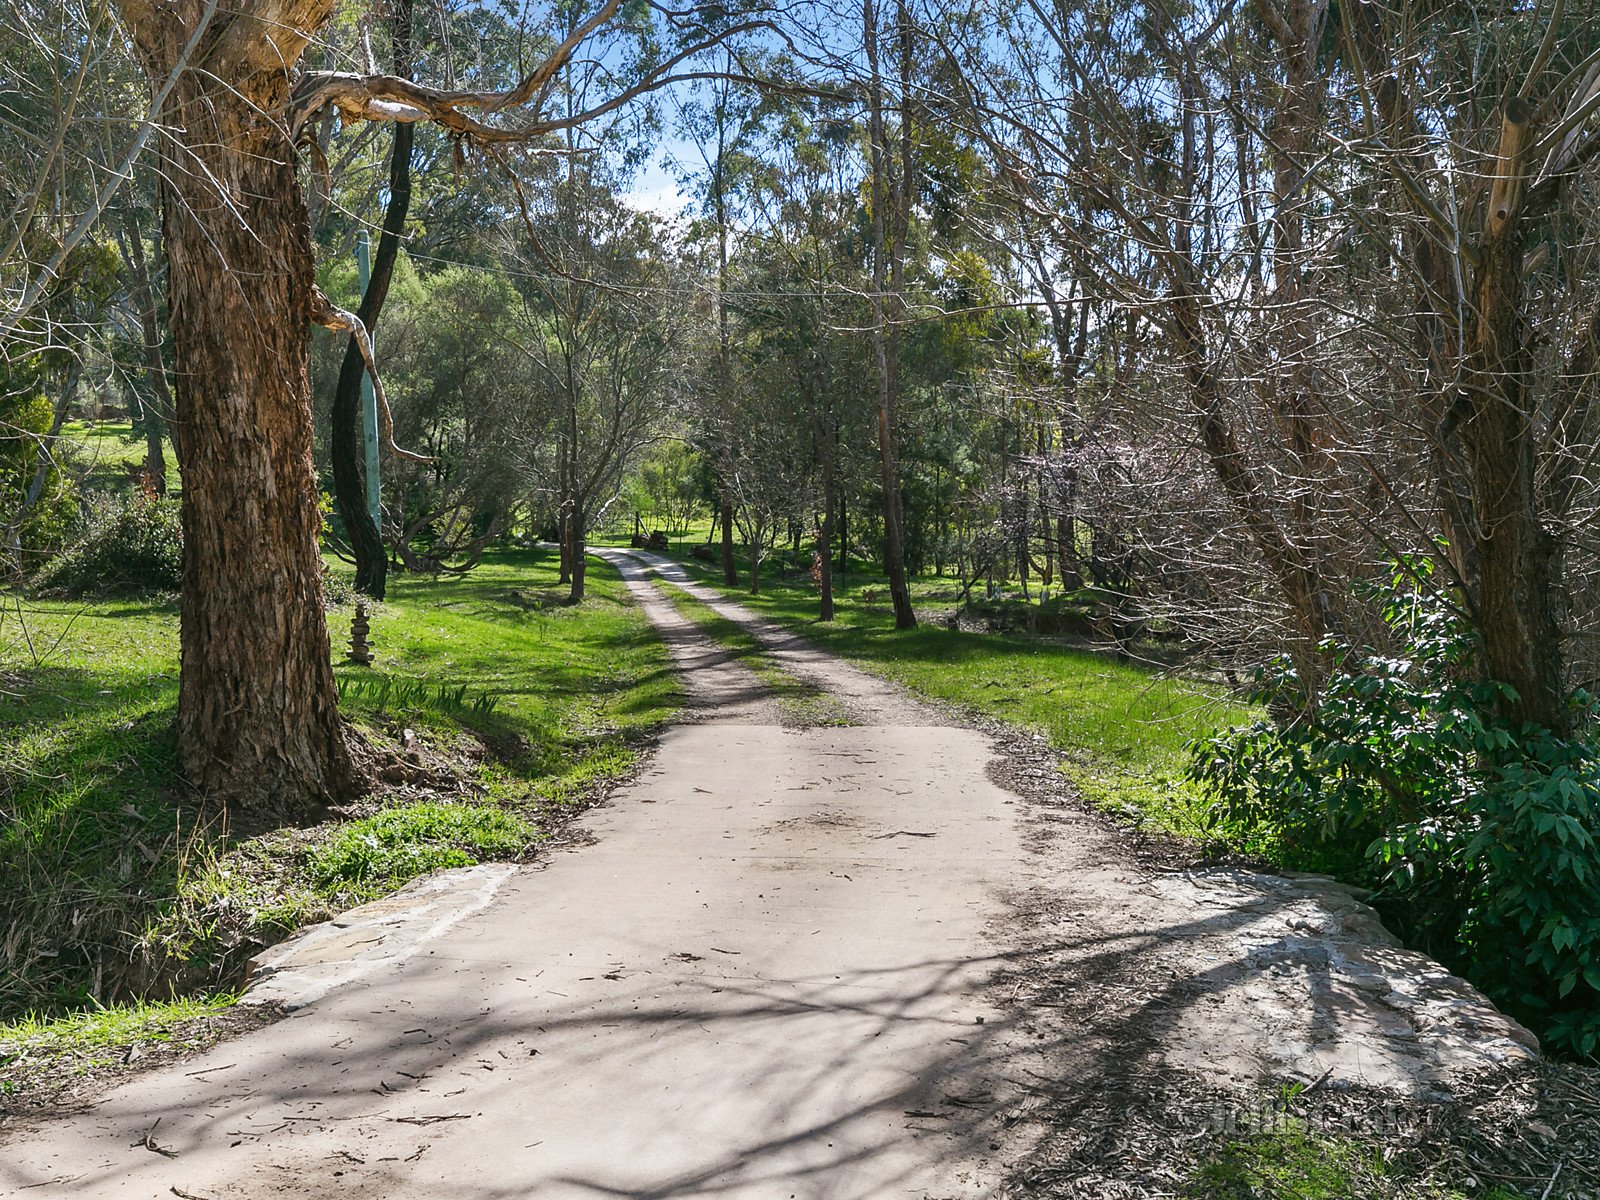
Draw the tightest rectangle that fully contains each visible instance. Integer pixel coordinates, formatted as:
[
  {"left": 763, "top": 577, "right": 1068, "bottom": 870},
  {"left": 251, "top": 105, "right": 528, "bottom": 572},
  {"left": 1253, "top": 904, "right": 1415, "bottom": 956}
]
[
  {"left": 57, "top": 420, "right": 174, "bottom": 490},
  {"left": 0, "top": 548, "right": 675, "bottom": 1033},
  {"left": 643, "top": 545, "right": 1257, "bottom": 841}
]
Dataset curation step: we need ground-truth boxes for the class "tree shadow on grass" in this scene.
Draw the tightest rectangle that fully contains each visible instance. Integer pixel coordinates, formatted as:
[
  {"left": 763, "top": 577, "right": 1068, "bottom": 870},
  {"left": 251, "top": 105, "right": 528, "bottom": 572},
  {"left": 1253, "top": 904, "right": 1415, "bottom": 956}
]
[
  {"left": 0, "top": 706, "right": 187, "bottom": 1020},
  {"left": 2, "top": 664, "right": 173, "bottom": 728}
]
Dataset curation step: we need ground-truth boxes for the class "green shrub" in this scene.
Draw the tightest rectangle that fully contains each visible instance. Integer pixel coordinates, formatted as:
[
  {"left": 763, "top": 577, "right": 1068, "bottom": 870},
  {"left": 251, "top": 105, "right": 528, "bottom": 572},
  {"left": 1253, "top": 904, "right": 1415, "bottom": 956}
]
[
  {"left": 1190, "top": 560, "right": 1600, "bottom": 1058},
  {"left": 2, "top": 392, "right": 77, "bottom": 567},
  {"left": 322, "top": 562, "right": 355, "bottom": 607},
  {"left": 308, "top": 802, "right": 534, "bottom": 892},
  {"left": 32, "top": 492, "right": 181, "bottom": 596}
]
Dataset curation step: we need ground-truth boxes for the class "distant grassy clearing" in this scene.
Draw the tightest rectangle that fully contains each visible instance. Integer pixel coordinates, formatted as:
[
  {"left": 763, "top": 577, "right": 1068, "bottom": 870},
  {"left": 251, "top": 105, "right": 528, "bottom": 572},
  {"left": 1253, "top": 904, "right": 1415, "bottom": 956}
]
[
  {"left": 651, "top": 580, "right": 852, "bottom": 727},
  {"left": 56, "top": 420, "right": 174, "bottom": 488},
  {"left": 642, "top": 549, "right": 1255, "bottom": 840}
]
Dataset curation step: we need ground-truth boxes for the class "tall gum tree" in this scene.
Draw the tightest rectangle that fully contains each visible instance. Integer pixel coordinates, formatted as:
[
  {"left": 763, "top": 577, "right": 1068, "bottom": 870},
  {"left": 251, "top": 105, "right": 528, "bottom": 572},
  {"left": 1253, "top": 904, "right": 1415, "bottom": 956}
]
[
  {"left": 120, "top": 0, "right": 361, "bottom": 822},
  {"left": 113, "top": 0, "right": 766, "bottom": 821},
  {"left": 863, "top": 0, "right": 917, "bottom": 630},
  {"left": 1339, "top": 3, "right": 1600, "bottom": 731}
]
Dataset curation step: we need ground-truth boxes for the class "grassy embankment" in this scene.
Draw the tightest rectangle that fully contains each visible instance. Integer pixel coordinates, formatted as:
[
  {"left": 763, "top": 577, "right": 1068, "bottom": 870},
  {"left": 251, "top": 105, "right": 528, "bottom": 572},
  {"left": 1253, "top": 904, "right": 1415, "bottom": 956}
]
[{"left": 0, "top": 547, "right": 674, "bottom": 1088}]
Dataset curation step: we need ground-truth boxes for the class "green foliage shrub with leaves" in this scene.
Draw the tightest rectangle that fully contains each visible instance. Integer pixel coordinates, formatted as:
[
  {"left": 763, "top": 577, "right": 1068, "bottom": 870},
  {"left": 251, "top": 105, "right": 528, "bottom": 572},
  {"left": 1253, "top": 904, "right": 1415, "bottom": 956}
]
[
  {"left": 32, "top": 491, "right": 181, "bottom": 596},
  {"left": 2, "top": 392, "right": 77, "bottom": 565},
  {"left": 1190, "top": 560, "right": 1600, "bottom": 1058}
]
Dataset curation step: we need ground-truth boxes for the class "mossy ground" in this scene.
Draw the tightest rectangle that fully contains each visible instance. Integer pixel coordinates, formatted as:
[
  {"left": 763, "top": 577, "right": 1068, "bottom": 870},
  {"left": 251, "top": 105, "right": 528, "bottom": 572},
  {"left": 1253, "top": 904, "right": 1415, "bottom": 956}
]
[{"left": 1187, "top": 1117, "right": 1527, "bottom": 1200}]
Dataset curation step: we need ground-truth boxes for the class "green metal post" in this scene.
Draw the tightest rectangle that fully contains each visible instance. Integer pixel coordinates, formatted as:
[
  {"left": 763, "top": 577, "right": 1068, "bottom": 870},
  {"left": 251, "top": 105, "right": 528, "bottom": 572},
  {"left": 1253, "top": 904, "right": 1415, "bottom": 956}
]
[{"left": 355, "top": 230, "right": 381, "bottom": 533}]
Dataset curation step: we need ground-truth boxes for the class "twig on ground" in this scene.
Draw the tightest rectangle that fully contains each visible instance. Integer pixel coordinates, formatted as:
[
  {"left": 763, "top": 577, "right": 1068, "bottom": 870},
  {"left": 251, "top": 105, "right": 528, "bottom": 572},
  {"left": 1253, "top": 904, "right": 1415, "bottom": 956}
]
[{"left": 137, "top": 1118, "right": 177, "bottom": 1158}]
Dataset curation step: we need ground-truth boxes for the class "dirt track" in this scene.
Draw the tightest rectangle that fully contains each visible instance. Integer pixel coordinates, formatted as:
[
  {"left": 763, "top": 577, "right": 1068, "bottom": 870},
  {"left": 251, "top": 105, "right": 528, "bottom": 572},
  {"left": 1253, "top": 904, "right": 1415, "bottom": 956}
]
[{"left": 0, "top": 549, "right": 1535, "bottom": 1198}]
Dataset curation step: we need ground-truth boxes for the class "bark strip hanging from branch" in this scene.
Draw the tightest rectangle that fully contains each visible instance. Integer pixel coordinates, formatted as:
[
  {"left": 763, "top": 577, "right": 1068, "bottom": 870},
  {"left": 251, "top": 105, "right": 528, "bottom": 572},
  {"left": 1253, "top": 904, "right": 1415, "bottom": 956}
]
[
  {"left": 286, "top": 16, "right": 778, "bottom": 143},
  {"left": 290, "top": 0, "right": 621, "bottom": 136},
  {"left": 310, "top": 287, "right": 434, "bottom": 464}
]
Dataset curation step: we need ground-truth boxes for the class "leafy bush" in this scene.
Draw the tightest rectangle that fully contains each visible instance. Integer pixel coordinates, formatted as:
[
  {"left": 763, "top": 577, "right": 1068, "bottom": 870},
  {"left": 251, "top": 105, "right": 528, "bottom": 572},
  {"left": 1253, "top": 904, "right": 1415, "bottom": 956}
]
[
  {"left": 32, "top": 492, "right": 181, "bottom": 596},
  {"left": 1190, "top": 560, "right": 1600, "bottom": 1058},
  {"left": 2, "top": 392, "right": 77, "bottom": 567},
  {"left": 309, "top": 802, "right": 534, "bottom": 892},
  {"left": 321, "top": 564, "right": 355, "bottom": 607}
]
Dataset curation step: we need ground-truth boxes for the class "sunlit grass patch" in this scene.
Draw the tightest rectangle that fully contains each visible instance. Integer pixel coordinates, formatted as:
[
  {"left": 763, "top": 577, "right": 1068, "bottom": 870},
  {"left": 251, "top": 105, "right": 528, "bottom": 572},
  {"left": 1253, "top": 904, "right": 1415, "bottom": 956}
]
[
  {"left": 0, "top": 994, "right": 243, "bottom": 1103},
  {"left": 309, "top": 802, "right": 537, "bottom": 895},
  {"left": 1186, "top": 1118, "right": 1522, "bottom": 1200},
  {"left": 0, "top": 994, "right": 237, "bottom": 1060}
]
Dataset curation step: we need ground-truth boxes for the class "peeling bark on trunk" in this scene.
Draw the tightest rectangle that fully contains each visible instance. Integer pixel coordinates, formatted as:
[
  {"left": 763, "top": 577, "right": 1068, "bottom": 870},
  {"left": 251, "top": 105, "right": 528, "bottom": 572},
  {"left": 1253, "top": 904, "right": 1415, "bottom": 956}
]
[{"left": 122, "top": 1, "right": 361, "bottom": 822}]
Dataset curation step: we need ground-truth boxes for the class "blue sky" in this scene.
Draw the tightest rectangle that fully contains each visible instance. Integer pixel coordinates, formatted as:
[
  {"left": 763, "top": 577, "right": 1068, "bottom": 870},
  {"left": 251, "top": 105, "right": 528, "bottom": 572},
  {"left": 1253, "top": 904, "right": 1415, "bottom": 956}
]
[{"left": 624, "top": 144, "right": 694, "bottom": 216}]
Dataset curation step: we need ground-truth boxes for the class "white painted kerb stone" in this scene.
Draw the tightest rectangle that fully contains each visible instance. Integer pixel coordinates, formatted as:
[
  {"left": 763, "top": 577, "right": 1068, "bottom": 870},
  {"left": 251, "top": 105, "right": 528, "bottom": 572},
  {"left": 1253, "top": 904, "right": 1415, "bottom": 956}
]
[{"left": 244, "top": 863, "right": 517, "bottom": 1010}]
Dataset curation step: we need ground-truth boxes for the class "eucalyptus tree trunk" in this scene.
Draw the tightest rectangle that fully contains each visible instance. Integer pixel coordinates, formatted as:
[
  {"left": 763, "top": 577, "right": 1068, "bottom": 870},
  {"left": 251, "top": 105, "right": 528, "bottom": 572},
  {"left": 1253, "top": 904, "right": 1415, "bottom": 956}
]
[
  {"left": 12, "top": 366, "right": 81, "bottom": 559},
  {"left": 119, "top": 219, "right": 176, "bottom": 491},
  {"left": 720, "top": 488, "right": 737, "bottom": 586},
  {"left": 864, "top": 0, "right": 916, "bottom": 630},
  {"left": 837, "top": 493, "right": 848, "bottom": 579},
  {"left": 1259, "top": 0, "right": 1341, "bottom": 643},
  {"left": 567, "top": 495, "right": 588, "bottom": 602},
  {"left": 1170, "top": 65, "right": 1329, "bottom": 667},
  {"left": 329, "top": 0, "right": 414, "bottom": 600},
  {"left": 120, "top": 1, "right": 360, "bottom": 821},
  {"left": 713, "top": 101, "right": 740, "bottom": 593},
  {"left": 1347, "top": 3, "right": 1569, "bottom": 728},
  {"left": 818, "top": 395, "right": 837, "bottom": 622},
  {"left": 1460, "top": 98, "right": 1567, "bottom": 731},
  {"left": 557, "top": 428, "right": 573, "bottom": 585}
]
